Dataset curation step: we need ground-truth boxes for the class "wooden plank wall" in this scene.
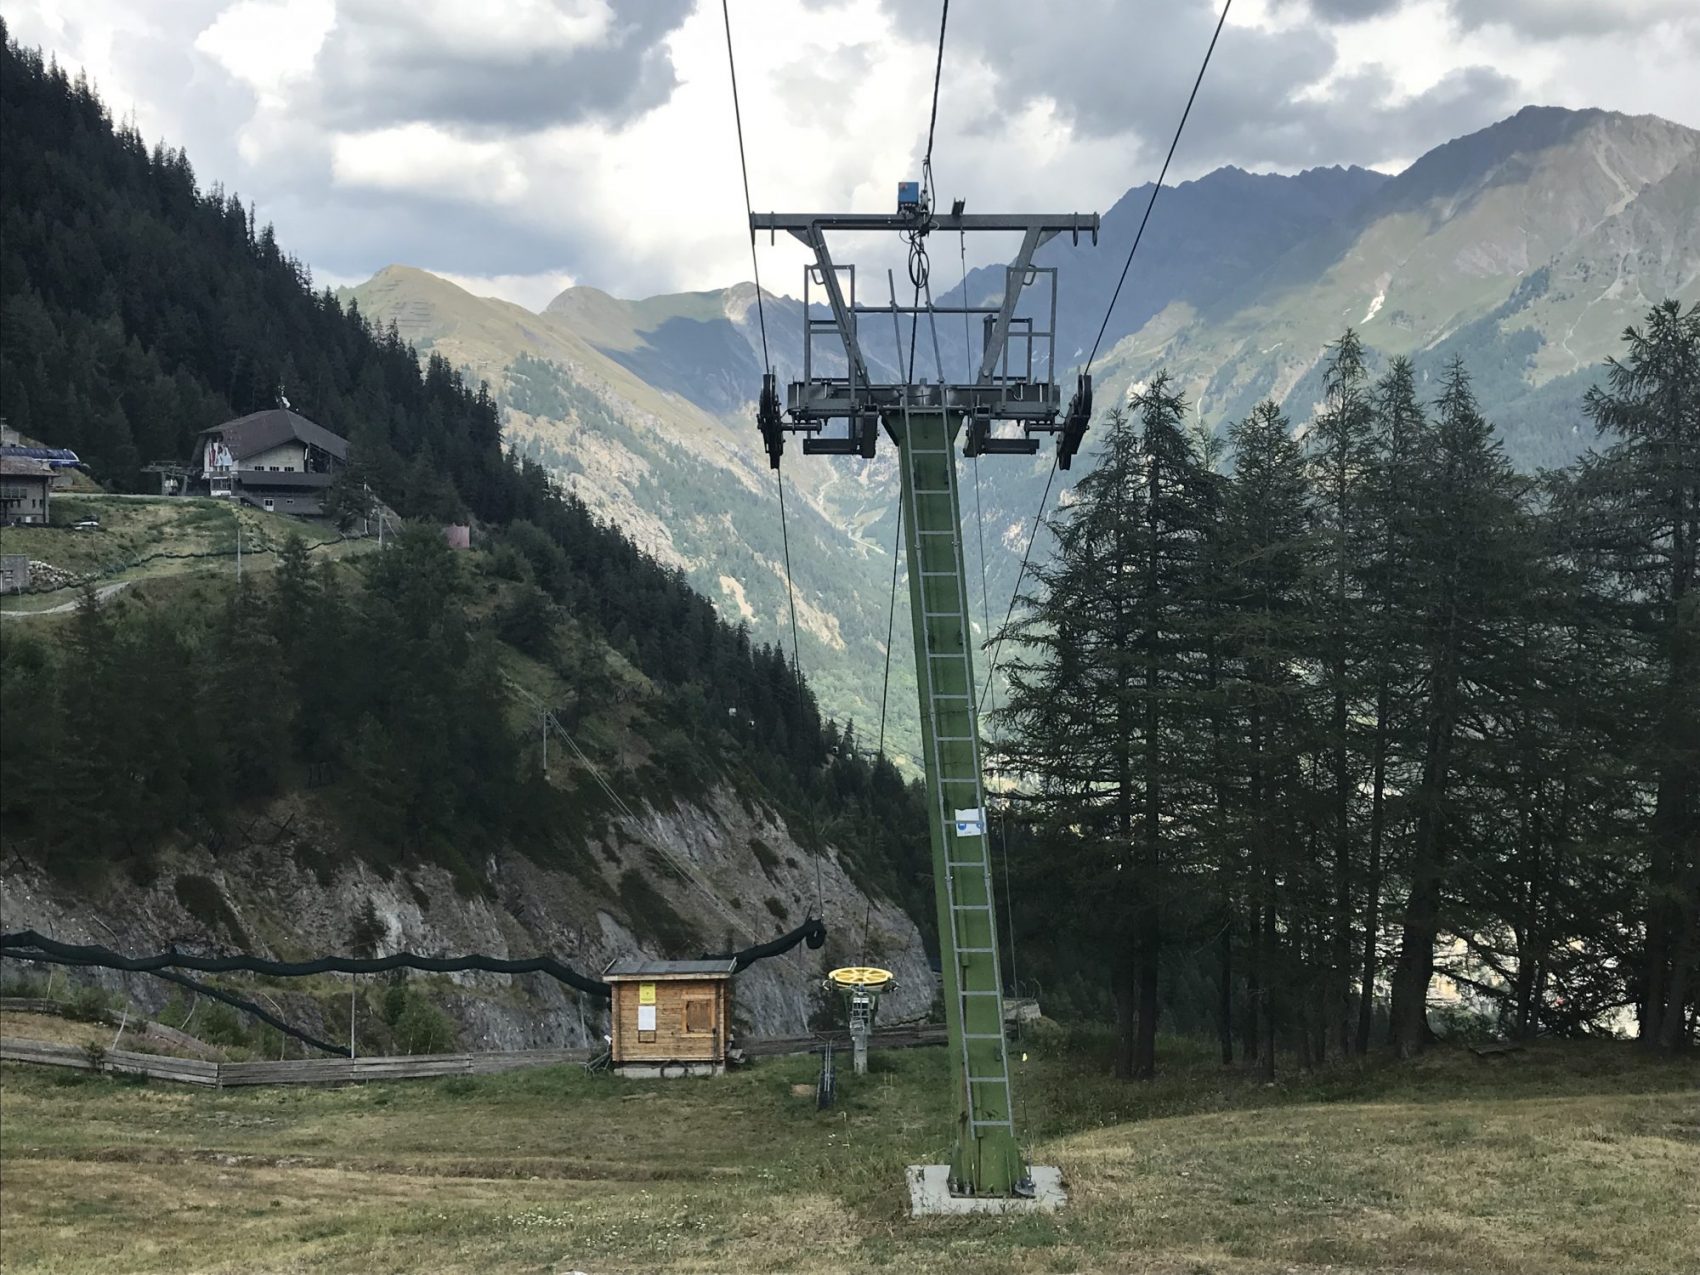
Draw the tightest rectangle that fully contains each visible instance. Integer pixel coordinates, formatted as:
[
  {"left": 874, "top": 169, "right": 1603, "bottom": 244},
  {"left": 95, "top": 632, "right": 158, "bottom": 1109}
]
[{"left": 611, "top": 979, "right": 725, "bottom": 1064}]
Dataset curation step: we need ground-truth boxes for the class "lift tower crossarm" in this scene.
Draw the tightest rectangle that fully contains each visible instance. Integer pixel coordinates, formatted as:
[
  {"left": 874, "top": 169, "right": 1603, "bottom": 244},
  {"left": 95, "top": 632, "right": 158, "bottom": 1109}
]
[
  {"left": 754, "top": 211, "right": 1098, "bottom": 453},
  {"left": 752, "top": 212, "right": 1098, "bottom": 238},
  {"left": 753, "top": 213, "right": 1096, "bottom": 405}
]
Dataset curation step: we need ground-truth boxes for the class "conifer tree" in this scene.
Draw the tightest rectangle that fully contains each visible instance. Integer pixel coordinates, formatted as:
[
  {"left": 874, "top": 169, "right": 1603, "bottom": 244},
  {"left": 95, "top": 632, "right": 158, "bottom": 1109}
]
[
  {"left": 1354, "top": 356, "right": 1427, "bottom": 1051},
  {"left": 995, "top": 379, "right": 1217, "bottom": 1078},
  {"left": 1577, "top": 300, "right": 1700, "bottom": 1047},
  {"left": 1388, "top": 359, "right": 1534, "bottom": 1055},
  {"left": 1306, "top": 329, "right": 1375, "bottom": 1057},
  {"left": 1221, "top": 400, "right": 1317, "bottom": 1077}
]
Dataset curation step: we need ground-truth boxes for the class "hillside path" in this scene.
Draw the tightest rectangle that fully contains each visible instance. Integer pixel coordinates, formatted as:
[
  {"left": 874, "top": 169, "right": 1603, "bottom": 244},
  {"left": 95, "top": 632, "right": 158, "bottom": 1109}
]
[{"left": 0, "top": 580, "right": 132, "bottom": 618}]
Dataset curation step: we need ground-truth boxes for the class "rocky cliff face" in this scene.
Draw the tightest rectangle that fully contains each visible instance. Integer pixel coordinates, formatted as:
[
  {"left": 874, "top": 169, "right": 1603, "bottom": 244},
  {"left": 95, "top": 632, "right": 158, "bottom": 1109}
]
[{"left": 0, "top": 785, "right": 936, "bottom": 1050}]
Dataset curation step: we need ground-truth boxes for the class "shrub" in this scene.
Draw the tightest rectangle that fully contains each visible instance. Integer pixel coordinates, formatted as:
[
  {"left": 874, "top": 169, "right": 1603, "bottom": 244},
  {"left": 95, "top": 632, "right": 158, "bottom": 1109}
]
[
  {"left": 197, "top": 1003, "right": 250, "bottom": 1047},
  {"left": 394, "top": 997, "right": 457, "bottom": 1055},
  {"left": 349, "top": 897, "right": 384, "bottom": 958},
  {"left": 382, "top": 978, "right": 409, "bottom": 1027},
  {"left": 0, "top": 974, "right": 44, "bottom": 999},
  {"left": 65, "top": 984, "right": 112, "bottom": 1022}
]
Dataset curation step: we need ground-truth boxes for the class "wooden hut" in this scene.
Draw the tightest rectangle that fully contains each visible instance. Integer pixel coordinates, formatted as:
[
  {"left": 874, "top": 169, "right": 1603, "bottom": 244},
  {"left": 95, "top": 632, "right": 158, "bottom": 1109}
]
[{"left": 604, "top": 957, "right": 737, "bottom": 1077}]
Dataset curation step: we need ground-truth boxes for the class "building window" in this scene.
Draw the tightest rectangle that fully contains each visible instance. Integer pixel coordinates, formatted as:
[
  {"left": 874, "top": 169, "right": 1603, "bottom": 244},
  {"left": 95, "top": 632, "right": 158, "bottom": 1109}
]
[
  {"left": 684, "top": 1000, "right": 712, "bottom": 1034},
  {"left": 263, "top": 498, "right": 275, "bottom": 512}
]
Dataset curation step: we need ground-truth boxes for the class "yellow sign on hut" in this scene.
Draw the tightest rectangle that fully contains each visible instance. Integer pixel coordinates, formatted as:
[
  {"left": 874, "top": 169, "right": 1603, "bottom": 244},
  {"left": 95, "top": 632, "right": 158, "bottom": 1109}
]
[{"left": 604, "top": 958, "right": 737, "bottom": 1077}]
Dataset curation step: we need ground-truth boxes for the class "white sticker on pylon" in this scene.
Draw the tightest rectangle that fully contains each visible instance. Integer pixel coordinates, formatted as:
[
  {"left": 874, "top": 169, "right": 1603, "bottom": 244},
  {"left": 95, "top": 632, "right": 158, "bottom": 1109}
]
[{"left": 954, "top": 808, "right": 985, "bottom": 837}]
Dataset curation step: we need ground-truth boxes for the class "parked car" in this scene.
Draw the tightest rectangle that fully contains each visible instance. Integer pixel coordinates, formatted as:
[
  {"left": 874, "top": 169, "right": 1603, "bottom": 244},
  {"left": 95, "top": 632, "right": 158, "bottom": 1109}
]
[{"left": 72, "top": 517, "right": 101, "bottom": 531}]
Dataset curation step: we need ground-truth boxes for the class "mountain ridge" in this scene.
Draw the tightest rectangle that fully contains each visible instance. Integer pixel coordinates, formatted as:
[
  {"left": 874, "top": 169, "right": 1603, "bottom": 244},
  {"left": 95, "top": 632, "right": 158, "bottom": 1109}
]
[{"left": 340, "top": 103, "right": 1700, "bottom": 760}]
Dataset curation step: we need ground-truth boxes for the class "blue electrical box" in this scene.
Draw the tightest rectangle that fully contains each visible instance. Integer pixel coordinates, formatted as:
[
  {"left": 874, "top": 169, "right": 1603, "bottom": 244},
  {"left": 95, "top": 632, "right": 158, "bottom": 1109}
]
[{"left": 897, "top": 181, "right": 922, "bottom": 213}]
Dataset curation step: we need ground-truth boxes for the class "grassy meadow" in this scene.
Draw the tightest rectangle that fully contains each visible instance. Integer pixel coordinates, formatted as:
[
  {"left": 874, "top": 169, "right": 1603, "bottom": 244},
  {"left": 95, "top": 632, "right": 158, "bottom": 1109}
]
[
  {"left": 0, "top": 1034, "right": 1694, "bottom": 1274},
  {"left": 0, "top": 494, "right": 370, "bottom": 611}
]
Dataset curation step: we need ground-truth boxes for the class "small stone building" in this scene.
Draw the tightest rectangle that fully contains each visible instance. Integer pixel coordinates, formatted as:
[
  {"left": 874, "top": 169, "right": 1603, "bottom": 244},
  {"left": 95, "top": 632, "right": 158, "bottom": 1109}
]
[
  {"left": 0, "top": 554, "right": 31, "bottom": 593},
  {"left": 0, "top": 456, "right": 53, "bottom": 525},
  {"left": 603, "top": 957, "right": 737, "bottom": 1077}
]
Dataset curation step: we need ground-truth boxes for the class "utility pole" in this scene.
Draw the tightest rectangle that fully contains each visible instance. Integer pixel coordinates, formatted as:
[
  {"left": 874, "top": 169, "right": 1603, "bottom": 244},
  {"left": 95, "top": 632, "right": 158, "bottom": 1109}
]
[{"left": 750, "top": 199, "right": 1097, "bottom": 1203}]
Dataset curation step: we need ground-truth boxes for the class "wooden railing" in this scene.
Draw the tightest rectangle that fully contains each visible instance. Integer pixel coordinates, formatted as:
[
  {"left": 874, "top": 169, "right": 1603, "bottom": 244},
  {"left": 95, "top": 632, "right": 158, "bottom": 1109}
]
[
  {"left": 0, "top": 1038, "right": 591, "bottom": 1086},
  {"left": 1, "top": 1024, "right": 951, "bottom": 1088}
]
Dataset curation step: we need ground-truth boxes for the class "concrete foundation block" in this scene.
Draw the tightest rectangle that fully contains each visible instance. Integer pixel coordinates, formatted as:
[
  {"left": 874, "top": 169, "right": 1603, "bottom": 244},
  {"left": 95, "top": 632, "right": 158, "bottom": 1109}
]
[
  {"left": 613, "top": 1061, "right": 724, "bottom": 1078},
  {"left": 906, "top": 1163, "right": 1067, "bottom": 1216}
]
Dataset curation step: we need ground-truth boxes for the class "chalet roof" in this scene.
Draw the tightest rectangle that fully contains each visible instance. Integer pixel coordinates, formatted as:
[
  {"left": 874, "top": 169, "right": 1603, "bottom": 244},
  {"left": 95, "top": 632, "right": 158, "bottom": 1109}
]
[
  {"left": 603, "top": 957, "right": 738, "bottom": 980},
  {"left": 201, "top": 409, "right": 348, "bottom": 463},
  {"left": 234, "top": 469, "right": 336, "bottom": 489},
  {"left": 0, "top": 445, "right": 81, "bottom": 468},
  {"left": 0, "top": 456, "right": 55, "bottom": 478}
]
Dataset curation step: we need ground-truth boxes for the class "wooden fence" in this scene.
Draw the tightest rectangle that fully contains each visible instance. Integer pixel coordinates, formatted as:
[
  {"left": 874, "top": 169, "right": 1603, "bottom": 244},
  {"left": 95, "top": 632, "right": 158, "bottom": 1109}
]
[
  {"left": 2, "top": 996, "right": 233, "bottom": 1061},
  {"left": 0, "top": 1023, "right": 948, "bottom": 1088},
  {"left": 1, "top": 1038, "right": 224, "bottom": 1086},
  {"left": 0, "top": 1038, "right": 591, "bottom": 1087}
]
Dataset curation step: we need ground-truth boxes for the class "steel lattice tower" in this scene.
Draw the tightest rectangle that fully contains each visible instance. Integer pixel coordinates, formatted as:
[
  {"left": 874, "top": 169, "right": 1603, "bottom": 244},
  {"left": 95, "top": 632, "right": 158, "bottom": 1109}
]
[{"left": 751, "top": 202, "right": 1098, "bottom": 1198}]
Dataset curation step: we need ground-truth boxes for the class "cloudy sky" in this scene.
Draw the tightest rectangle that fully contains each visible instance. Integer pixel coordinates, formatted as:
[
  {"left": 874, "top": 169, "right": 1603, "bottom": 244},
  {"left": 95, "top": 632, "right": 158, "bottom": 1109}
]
[{"left": 4, "top": 0, "right": 1697, "bottom": 309}]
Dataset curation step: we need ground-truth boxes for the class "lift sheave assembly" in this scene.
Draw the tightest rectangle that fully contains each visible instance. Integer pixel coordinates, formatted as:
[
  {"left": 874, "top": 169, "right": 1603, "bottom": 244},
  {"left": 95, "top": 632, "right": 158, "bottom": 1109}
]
[{"left": 752, "top": 189, "right": 1097, "bottom": 1205}]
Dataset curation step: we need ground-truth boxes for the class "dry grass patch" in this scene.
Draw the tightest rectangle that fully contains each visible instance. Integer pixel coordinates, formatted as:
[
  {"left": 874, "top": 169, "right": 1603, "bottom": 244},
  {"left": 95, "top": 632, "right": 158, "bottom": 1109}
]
[
  {"left": 1, "top": 1010, "right": 228, "bottom": 1062},
  {"left": 1, "top": 1040, "right": 1695, "bottom": 1274},
  {"left": 1053, "top": 1090, "right": 1699, "bottom": 1274}
]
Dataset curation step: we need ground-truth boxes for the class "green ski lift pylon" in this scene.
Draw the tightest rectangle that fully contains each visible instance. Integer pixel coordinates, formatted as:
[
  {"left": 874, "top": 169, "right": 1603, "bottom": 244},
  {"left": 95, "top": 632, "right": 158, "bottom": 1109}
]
[{"left": 750, "top": 201, "right": 1097, "bottom": 1201}]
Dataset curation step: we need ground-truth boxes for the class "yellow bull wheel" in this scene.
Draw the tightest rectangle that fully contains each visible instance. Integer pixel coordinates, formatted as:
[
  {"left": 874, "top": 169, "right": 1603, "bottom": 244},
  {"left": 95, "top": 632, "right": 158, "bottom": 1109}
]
[{"left": 828, "top": 966, "right": 893, "bottom": 992}]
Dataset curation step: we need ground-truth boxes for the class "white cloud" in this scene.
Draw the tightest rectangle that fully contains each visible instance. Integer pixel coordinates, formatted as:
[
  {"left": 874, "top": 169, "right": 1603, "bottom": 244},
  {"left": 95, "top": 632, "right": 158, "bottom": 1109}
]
[
  {"left": 193, "top": 0, "right": 334, "bottom": 98},
  {"left": 435, "top": 269, "right": 579, "bottom": 312},
  {"left": 377, "top": 0, "right": 613, "bottom": 56},
  {"left": 2, "top": 0, "right": 1697, "bottom": 307},
  {"left": 332, "top": 123, "right": 532, "bottom": 204}
]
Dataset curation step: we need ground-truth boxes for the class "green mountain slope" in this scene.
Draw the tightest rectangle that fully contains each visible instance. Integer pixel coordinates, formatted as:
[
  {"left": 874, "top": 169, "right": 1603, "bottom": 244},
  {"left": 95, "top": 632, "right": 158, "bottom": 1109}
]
[
  {"left": 0, "top": 32, "right": 939, "bottom": 1006},
  {"left": 340, "top": 267, "right": 929, "bottom": 764},
  {"left": 340, "top": 105, "right": 1700, "bottom": 754}
]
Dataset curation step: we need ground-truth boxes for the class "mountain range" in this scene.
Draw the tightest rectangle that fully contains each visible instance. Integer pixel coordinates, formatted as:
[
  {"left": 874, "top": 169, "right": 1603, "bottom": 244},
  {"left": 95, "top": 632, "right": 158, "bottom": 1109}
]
[{"left": 341, "top": 105, "right": 1700, "bottom": 759}]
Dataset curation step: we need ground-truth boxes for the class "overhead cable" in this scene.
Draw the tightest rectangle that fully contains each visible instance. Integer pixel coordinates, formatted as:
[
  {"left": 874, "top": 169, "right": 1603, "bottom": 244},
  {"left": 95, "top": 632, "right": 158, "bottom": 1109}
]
[
  {"left": 1085, "top": 0, "right": 1233, "bottom": 372},
  {"left": 921, "top": 0, "right": 950, "bottom": 206},
  {"left": 719, "top": 0, "right": 770, "bottom": 372},
  {"left": 978, "top": 0, "right": 1233, "bottom": 715}
]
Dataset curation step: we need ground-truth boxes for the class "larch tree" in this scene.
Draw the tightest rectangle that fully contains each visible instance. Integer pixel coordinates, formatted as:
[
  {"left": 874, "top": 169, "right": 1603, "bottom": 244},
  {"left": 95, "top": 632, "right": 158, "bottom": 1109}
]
[
  {"left": 1577, "top": 300, "right": 1700, "bottom": 1048},
  {"left": 1221, "top": 400, "right": 1319, "bottom": 1078},
  {"left": 993, "top": 380, "right": 1217, "bottom": 1079},
  {"left": 1354, "top": 356, "right": 1428, "bottom": 1052},
  {"left": 1388, "top": 359, "right": 1535, "bottom": 1056},
  {"left": 1305, "top": 329, "right": 1376, "bottom": 1058}
]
